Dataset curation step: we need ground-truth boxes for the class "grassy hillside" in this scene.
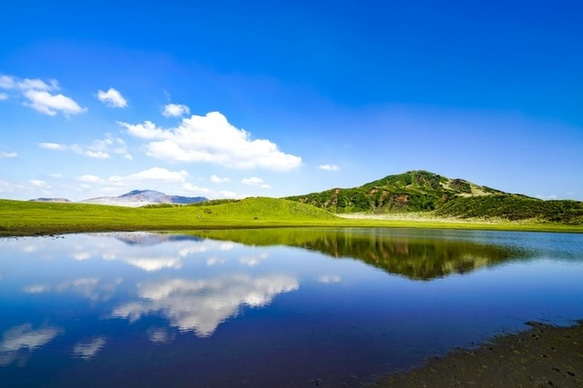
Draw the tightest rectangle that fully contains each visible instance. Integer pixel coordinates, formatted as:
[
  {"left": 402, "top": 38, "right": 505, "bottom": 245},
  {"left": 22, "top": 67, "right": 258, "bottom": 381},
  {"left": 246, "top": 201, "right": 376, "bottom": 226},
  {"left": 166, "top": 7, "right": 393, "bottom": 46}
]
[
  {"left": 286, "top": 170, "right": 504, "bottom": 213},
  {"left": 1, "top": 195, "right": 582, "bottom": 237},
  {"left": 286, "top": 170, "right": 583, "bottom": 224},
  {"left": 0, "top": 197, "right": 337, "bottom": 236},
  {"left": 436, "top": 195, "right": 583, "bottom": 224}
]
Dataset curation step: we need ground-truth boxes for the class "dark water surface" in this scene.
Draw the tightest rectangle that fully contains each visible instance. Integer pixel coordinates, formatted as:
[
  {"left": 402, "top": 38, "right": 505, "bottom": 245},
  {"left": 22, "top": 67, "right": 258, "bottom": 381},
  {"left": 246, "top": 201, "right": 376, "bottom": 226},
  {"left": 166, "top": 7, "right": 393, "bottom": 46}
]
[{"left": 0, "top": 228, "right": 582, "bottom": 387}]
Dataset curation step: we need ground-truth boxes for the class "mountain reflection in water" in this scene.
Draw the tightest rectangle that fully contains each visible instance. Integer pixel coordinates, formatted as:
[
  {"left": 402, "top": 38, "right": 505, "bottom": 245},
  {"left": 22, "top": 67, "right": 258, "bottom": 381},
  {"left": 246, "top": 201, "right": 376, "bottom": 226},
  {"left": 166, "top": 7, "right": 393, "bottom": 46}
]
[
  {"left": 0, "top": 229, "right": 580, "bottom": 387},
  {"left": 190, "top": 228, "right": 530, "bottom": 280}
]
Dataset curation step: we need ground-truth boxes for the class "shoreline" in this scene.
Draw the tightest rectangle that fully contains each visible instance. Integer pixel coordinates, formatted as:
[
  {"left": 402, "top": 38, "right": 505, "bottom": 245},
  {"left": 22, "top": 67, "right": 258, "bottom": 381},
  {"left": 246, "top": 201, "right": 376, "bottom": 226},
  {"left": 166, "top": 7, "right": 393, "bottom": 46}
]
[{"left": 371, "top": 320, "right": 583, "bottom": 387}]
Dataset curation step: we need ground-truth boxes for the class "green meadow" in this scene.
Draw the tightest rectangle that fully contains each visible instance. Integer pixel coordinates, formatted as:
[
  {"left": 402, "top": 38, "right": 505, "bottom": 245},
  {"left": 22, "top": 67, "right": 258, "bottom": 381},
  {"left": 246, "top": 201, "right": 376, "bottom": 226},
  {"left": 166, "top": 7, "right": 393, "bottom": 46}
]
[{"left": 1, "top": 197, "right": 582, "bottom": 237}]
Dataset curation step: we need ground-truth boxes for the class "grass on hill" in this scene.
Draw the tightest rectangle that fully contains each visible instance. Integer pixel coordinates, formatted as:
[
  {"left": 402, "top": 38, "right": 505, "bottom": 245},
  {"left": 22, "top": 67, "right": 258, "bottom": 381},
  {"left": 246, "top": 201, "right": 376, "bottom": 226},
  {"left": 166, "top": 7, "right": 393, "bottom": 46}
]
[
  {"left": 436, "top": 195, "right": 583, "bottom": 224},
  {"left": 0, "top": 197, "right": 337, "bottom": 236},
  {"left": 1, "top": 196, "right": 582, "bottom": 237}
]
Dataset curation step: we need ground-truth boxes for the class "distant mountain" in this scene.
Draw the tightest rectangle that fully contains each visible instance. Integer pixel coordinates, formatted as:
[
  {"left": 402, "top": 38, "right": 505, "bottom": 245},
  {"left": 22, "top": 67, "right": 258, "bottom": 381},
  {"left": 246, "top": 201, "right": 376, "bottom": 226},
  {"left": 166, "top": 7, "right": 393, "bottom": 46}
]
[
  {"left": 29, "top": 198, "right": 71, "bottom": 203},
  {"left": 113, "top": 232, "right": 203, "bottom": 246},
  {"left": 82, "top": 190, "right": 207, "bottom": 207},
  {"left": 286, "top": 170, "right": 583, "bottom": 224}
]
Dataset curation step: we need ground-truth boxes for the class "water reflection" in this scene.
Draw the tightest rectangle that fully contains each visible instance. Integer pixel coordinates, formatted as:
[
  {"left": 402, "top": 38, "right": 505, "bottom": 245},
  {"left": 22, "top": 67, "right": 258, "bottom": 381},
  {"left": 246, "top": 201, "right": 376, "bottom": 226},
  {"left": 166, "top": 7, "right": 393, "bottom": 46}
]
[
  {"left": 112, "top": 274, "right": 298, "bottom": 337},
  {"left": 73, "top": 337, "right": 106, "bottom": 360},
  {"left": 191, "top": 228, "right": 530, "bottom": 280},
  {"left": 0, "top": 229, "right": 581, "bottom": 387},
  {"left": 24, "top": 277, "right": 122, "bottom": 302},
  {"left": 0, "top": 324, "right": 62, "bottom": 366}
]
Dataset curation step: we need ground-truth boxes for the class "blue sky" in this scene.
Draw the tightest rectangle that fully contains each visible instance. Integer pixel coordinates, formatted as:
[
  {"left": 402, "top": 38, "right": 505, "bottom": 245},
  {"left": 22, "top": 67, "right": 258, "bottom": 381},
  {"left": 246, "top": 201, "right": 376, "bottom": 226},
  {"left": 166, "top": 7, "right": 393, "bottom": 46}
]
[{"left": 1, "top": 0, "right": 582, "bottom": 201}]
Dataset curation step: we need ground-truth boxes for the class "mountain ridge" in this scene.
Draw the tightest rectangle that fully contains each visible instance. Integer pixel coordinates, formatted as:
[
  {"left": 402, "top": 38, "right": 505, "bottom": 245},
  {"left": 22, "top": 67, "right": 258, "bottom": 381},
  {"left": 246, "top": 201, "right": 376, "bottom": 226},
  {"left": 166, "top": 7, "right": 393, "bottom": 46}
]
[
  {"left": 285, "top": 170, "right": 583, "bottom": 224},
  {"left": 31, "top": 190, "right": 207, "bottom": 208}
]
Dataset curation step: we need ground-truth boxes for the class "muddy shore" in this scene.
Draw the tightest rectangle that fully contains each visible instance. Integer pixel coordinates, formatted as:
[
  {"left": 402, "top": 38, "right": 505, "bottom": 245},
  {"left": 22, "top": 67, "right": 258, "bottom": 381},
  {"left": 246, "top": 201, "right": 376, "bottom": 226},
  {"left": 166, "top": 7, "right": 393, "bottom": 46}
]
[{"left": 371, "top": 321, "right": 583, "bottom": 387}]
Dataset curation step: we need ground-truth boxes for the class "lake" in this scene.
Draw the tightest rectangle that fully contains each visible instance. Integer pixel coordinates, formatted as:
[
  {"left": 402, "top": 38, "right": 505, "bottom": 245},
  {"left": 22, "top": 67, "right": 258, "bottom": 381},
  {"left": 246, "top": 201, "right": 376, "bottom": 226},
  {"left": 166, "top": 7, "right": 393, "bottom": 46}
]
[{"left": 1, "top": 228, "right": 582, "bottom": 387}]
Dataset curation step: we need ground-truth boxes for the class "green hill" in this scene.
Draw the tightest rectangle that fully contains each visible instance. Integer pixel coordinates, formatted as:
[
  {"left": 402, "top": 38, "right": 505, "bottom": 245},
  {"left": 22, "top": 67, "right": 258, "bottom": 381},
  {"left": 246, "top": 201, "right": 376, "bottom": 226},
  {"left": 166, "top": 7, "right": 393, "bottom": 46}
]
[
  {"left": 0, "top": 197, "right": 337, "bottom": 236},
  {"left": 286, "top": 170, "right": 583, "bottom": 224}
]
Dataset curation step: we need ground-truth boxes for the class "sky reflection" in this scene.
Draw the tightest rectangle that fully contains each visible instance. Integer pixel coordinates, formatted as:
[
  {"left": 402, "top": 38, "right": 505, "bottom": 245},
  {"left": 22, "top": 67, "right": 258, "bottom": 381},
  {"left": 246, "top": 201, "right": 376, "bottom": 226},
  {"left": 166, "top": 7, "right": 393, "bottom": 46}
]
[{"left": 0, "top": 229, "right": 582, "bottom": 387}]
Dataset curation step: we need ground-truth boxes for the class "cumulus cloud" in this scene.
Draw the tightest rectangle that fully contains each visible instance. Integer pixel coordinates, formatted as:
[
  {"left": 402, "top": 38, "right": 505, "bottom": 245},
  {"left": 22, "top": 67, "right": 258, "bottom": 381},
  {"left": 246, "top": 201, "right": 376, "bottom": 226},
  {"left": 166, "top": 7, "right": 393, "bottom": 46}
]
[
  {"left": 23, "top": 90, "right": 86, "bottom": 116},
  {"left": 0, "top": 151, "right": 17, "bottom": 158},
  {"left": 97, "top": 88, "right": 128, "bottom": 108},
  {"left": 241, "top": 177, "right": 271, "bottom": 189},
  {"left": 0, "top": 74, "right": 85, "bottom": 116},
  {"left": 319, "top": 164, "right": 340, "bottom": 171},
  {"left": 210, "top": 175, "right": 230, "bottom": 184},
  {"left": 162, "top": 103, "right": 190, "bottom": 117},
  {"left": 120, "top": 111, "right": 301, "bottom": 170}
]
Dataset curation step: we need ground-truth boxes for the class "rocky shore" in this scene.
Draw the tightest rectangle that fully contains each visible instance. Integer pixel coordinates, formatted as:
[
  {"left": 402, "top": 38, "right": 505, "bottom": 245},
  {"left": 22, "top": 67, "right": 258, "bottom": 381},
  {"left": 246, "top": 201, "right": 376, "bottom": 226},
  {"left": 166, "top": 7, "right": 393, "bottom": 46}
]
[{"left": 372, "top": 321, "right": 583, "bottom": 387}]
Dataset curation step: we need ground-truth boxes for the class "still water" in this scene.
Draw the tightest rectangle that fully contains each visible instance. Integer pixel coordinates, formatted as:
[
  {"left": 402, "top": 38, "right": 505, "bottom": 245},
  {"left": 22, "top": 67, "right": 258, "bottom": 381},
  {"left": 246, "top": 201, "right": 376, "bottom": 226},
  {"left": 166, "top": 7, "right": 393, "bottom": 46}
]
[{"left": 0, "top": 228, "right": 582, "bottom": 387}]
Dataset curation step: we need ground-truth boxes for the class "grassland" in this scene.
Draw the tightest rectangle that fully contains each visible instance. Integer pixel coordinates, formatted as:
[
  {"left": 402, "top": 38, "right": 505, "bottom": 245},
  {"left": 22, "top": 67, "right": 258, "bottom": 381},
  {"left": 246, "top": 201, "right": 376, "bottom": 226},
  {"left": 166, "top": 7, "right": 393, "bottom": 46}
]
[
  {"left": 286, "top": 170, "right": 583, "bottom": 225},
  {"left": 1, "top": 197, "right": 583, "bottom": 237}
]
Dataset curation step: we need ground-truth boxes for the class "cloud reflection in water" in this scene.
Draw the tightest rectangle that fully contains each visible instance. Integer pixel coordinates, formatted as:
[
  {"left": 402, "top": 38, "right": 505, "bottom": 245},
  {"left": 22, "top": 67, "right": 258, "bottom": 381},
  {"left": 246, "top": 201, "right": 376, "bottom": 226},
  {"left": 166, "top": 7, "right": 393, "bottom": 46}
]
[
  {"left": 0, "top": 324, "right": 62, "bottom": 366},
  {"left": 112, "top": 274, "right": 299, "bottom": 337}
]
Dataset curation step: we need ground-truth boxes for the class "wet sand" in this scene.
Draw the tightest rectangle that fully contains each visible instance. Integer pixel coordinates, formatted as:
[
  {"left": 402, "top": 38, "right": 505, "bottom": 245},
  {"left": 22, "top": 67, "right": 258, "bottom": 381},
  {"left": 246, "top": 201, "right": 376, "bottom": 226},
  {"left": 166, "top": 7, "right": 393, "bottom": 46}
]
[{"left": 372, "top": 321, "right": 583, "bottom": 387}]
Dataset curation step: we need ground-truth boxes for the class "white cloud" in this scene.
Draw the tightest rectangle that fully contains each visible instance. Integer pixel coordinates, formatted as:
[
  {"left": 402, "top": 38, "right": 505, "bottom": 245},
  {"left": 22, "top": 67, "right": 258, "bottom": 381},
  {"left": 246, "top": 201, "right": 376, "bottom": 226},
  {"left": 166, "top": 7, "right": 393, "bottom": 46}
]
[
  {"left": 49, "top": 173, "right": 63, "bottom": 179},
  {"left": 182, "top": 183, "right": 237, "bottom": 199},
  {"left": 39, "top": 142, "right": 67, "bottom": 151},
  {"left": 0, "top": 151, "right": 17, "bottom": 158},
  {"left": 319, "top": 164, "right": 340, "bottom": 171},
  {"left": 0, "top": 92, "right": 7, "bottom": 100},
  {"left": 0, "top": 75, "right": 15, "bottom": 89},
  {"left": 162, "top": 103, "right": 190, "bottom": 117},
  {"left": 73, "top": 337, "right": 106, "bottom": 359},
  {"left": 18, "top": 78, "right": 58, "bottom": 91},
  {"left": 78, "top": 167, "right": 188, "bottom": 189},
  {"left": 130, "top": 167, "right": 189, "bottom": 183},
  {"left": 120, "top": 111, "right": 302, "bottom": 170},
  {"left": 241, "top": 176, "right": 271, "bottom": 189},
  {"left": 29, "top": 180, "right": 50, "bottom": 189},
  {"left": 210, "top": 175, "right": 230, "bottom": 184},
  {"left": 77, "top": 175, "right": 103, "bottom": 183},
  {"left": 40, "top": 136, "right": 131, "bottom": 160},
  {"left": 97, "top": 88, "right": 128, "bottom": 108},
  {"left": 0, "top": 179, "right": 23, "bottom": 193},
  {"left": 119, "top": 120, "right": 167, "bottom": 139},
  {"left": 0, "top": 75, "right": 85, "bottom": 116},
  {"left": 23, "top": 89, "right": 86, "bottom": 117}
]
